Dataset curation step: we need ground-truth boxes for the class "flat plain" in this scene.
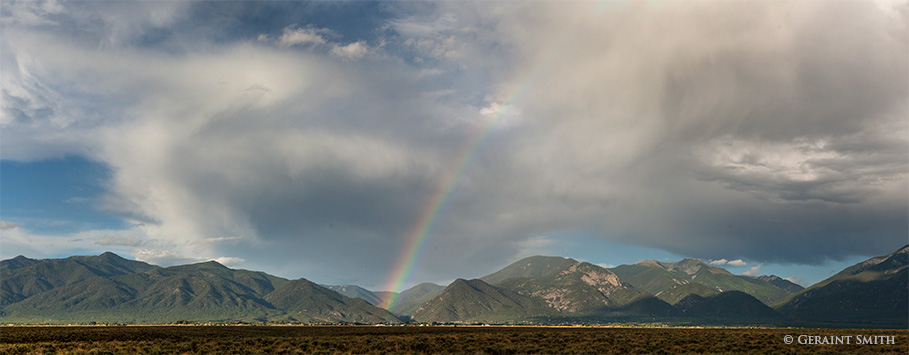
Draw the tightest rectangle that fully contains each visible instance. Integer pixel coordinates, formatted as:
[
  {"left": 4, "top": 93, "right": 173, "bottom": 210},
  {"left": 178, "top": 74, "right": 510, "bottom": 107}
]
[{"left": 1, "top": 325, "right": 907, "bottom": 354}]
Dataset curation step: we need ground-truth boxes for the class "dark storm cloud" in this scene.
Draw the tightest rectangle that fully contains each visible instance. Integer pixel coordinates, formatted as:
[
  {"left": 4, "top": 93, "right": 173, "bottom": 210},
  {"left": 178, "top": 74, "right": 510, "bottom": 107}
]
[{"left": 445, "top": 0, "right": 907, "bottom": 266}]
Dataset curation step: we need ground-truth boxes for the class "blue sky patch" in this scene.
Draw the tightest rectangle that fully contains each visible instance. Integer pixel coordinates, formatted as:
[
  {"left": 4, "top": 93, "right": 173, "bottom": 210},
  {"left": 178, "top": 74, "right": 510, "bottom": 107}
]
[{"left": 1, "top": 156, "right": 127, "bottom": 234}]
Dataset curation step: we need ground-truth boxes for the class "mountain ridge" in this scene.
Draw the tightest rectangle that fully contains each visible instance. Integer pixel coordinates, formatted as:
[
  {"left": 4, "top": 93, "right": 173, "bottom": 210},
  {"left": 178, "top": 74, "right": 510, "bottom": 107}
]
[
  {"left": 1, "top": 257, "right": 399, "bottom": 324},
  {"left": 2, "top": 245, "right": 905, "bottom": 327},
  {"left": 774, "top": 245, "right": 908, "bottom": 326}
]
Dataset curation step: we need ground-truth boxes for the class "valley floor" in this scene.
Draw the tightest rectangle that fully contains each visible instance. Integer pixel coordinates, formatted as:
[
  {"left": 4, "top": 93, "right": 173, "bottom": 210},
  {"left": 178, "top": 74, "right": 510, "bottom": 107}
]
[{"left": 1, "top": 325, "right": 906, "bottom": 354}]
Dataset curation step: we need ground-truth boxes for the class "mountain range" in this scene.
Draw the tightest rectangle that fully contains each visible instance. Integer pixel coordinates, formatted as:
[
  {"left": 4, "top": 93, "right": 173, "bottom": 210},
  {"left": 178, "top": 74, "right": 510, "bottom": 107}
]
[
  {"left": 2, "top": 245, "right": 906, "bottom": 327},
  {"left": 1, "top": 253, "right": 398, "bottom": 324}
]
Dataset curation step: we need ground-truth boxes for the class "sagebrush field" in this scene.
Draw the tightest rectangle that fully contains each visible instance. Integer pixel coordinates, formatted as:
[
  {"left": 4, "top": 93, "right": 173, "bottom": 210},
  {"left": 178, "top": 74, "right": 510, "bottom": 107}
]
[{"left": 1, "top": 326, "right": 906, "bottom": 354}]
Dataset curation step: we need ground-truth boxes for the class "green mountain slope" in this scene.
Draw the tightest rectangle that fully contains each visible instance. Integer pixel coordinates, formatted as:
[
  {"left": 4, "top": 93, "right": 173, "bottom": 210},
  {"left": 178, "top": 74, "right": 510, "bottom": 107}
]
[
  {"left": 4, "top": 277, "right": 137, "bottom": 314},
  {"left": 266, "top": 279, "right": 400, "bottom": 323},
  {"left": 3, "top": 260, "right": 284, "bottom": 323},
  {"left": 1, "top": 252, "right": 157, "bottom": 306},
  {"left": 1, "top": 254, "right": 399, "bottom": 324},
  {"left": 610, "top": 259, "right": 793, "bottom": 305},
  {"left": 411, "top": 279, "right": 550, "bottom": 323},
  {"left": 139, "top": 261, "right": 288, "bottom": 296},
  {"left": 125, "top": 263, "right": 281, "bottom": 322},
  {"left": 776, "top": 245, "right": 908, "bottom": 326}
]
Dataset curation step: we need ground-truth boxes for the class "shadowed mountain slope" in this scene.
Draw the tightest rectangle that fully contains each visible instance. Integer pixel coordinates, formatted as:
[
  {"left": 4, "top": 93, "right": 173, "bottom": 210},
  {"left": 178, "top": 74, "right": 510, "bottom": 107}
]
[
  {"left": 776, "top": 245, "right": 908, "bottom": 326},
  {"left": 411, "top": 279, "right": 550, "bottom": 323},
  {"left": 676, "top": 291, "right": 779, "bottom": 320}
]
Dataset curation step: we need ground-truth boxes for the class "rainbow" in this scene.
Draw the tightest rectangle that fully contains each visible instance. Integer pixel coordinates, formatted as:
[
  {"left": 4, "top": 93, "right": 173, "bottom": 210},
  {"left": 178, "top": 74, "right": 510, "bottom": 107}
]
[
  {"left": 379, "top": 57, "right": 550, "bottom": 311},
  {"left": 378, "top": 112, "right": 499, "bottom": 310}
]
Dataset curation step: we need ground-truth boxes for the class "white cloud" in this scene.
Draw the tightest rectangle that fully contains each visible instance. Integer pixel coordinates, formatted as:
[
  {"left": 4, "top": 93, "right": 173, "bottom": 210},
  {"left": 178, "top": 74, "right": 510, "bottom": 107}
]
[
  {"left": 0, "top": 226, "right": 146, "bottom": 260},
  {"left": 130, "top": 249, "right": 244, "bottom": 267},
  {"left": 727, "top": 259, "right": 747, "bottom": 267},
  {"left": 212, "top": 256, "right": 245, "bottom": 267},
  {"left": 0, "top": 221, "right": 21, "bottom": 230},
  {"left": 742, "top": 264, "right": 764, "bottom": 276},
  {"left": 479, "top": 102, "right": 522, "bottom": 129},
  {"left": 131, "top": 249, "right": 196, "bottom": 266},
  {"left": 266, "top": 26, "right": 372, "bottom": 61},
  {"left": 710, "top": 258, "right": 748, "bottom": 268},
  {"left": 330, "top": 41, "right": 369, "bottom": 60},
  {"left": 0, "top": 218, "right": 240, "bottom": 269},
  {"left": 710, "top": 259, "right": 748, "bottom": 266},
  {"left": 276, "top": 25, "right": 327, "bottom": 47},
  {"left": 202, "top": 236, "right": 243, "bottom": 243}
]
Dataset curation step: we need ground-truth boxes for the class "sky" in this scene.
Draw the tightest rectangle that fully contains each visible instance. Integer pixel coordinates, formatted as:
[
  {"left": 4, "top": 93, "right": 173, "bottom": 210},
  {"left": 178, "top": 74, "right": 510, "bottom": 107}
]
[{"left": 1, "top": 0, "right": 906, "bottom": 291}]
